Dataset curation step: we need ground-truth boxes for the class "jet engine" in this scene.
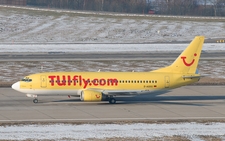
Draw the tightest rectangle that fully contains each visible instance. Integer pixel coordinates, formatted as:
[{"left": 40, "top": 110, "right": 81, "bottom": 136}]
[{"left": 80, "top": 90, "right": 107, "bottom": 101}]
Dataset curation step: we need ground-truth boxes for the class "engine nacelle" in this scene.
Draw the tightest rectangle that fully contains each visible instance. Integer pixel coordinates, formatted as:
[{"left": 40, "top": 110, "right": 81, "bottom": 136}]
[{"left": 80, "top": 90, "right": 106, "bottom": 101}]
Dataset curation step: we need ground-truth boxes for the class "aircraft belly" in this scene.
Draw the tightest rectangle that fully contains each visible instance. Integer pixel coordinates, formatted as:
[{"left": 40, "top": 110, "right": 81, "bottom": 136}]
[
  {"left": 105, "top": 89, "right": 163, "bottom": 95},
  {"left": 20, "top": 89, "right": 79, "bottom": 95}
]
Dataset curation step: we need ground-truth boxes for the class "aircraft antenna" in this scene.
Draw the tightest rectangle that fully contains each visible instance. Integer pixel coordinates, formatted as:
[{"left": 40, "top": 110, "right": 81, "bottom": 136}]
[{"left": 41, "top": 64, "right": 44, "bottom": 72}]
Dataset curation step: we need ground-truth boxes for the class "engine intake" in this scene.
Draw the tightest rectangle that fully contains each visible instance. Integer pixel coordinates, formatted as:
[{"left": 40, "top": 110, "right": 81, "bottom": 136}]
[{"left": 80, "top": 90, "right": 106, "bottom": 101}]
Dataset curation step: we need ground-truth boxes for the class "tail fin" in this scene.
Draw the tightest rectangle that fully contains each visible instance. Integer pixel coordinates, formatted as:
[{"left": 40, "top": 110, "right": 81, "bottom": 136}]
[{"left": 153, "top": 36, "right": 204, "bottom": 74}]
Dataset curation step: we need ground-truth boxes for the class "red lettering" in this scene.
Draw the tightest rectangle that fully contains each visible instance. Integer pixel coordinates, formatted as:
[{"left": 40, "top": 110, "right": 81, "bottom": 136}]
[
  {"left": 83, "top": 79, "right": 90, "bottom": 89},
  {"left": 99, "top": 79, "right": 106, "bottom": 86},
  {"left": 48, "top": 75, "right": 119, "bottom": 88},
  {"left": 92, "top": 79, "right": 98, "bottom": 86},
  {"left": 72, "top": 75, "right": 78, "bottom": 86},
  {"left": 68, "top": 75, "right": 71, "bottom": 86},
  {"left": 107, "top": 79, "right": 118, "bottom": 86},
  {"left": 48, "top": 76, "right": 56, "bottom": 86},
  {"left": 57, "top": 75, "right": 66, "bottom": 86},
  {"left": 79, "top": 75, "right": 82, "bottom": 86}
]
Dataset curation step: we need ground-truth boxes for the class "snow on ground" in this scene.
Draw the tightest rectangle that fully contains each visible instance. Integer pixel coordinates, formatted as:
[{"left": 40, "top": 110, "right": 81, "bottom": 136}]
[
  {"left": 0, "top": 43, "right": 225, "bottom": 53},
  {"left": 0, "top": 6, "right": 225, "bottom": 43},
  {"left": 0, "top": 123, "right": 224, "bottom": 140},
  {"left": 1, "top": 60, "right": 225, "bottom": 85},
  {"left": 0, "top": 6, "right": 225, "bottom": 83},
  {"left": 0, "top": 43, "right": 224, "bottom": 84},
  {"left": 0, "top": 7, "right": 225, "bottom": 139}
]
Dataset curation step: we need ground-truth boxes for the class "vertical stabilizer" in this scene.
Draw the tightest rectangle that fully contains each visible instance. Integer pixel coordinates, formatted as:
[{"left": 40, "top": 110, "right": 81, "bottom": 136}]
[{"left": 153, "top": 36, "right": 204, "bottom": 74}]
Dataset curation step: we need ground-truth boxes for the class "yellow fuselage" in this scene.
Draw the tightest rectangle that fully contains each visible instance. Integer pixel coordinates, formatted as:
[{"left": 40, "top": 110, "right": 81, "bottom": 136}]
[
  {"left": 12, "top": 36, "right": 205, "bottom": 103},
  {"left": 18, "top": 71, "right": 199, "bottom": 95}
]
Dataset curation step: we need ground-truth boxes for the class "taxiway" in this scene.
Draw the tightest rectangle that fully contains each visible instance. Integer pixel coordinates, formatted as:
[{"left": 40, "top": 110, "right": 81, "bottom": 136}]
[
  {"left": 0, "top": 86, "right": 225, "bottom": 124},
  {"left": 0, "top": 52, "right": 225, "bottom": 61}
]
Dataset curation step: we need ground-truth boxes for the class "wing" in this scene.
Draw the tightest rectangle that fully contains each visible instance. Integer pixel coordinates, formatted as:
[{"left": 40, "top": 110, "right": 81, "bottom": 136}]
[
  {"left": 85, "top": 88, "right": 169, "bottom": 96},
  {"left": 86, "top": 88, "right": 143, "bottom": 95}
]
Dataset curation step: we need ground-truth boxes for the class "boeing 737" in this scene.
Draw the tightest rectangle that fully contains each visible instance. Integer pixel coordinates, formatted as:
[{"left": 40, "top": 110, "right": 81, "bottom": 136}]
[{"left": 12, "top": 36, "right": 204, "bottom": 104}]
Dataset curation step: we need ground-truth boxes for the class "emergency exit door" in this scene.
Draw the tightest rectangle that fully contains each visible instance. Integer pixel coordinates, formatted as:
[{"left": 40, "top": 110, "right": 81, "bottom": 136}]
[
  {"left": 165, "top": 76, "right": 170, "bottom": 88},
  {"left": 40, "top": 75, "right": 47, "bottom": 88}
]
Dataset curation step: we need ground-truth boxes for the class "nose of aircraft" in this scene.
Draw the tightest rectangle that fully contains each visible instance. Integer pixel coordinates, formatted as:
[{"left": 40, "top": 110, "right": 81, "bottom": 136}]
[{"left": 12, "top": 82, "right": 20, "bottom": 91}]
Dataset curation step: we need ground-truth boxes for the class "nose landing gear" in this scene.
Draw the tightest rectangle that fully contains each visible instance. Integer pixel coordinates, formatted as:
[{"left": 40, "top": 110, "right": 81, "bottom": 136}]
[{"left": 26, "top": 94, "right": 38, "bottom": 103}]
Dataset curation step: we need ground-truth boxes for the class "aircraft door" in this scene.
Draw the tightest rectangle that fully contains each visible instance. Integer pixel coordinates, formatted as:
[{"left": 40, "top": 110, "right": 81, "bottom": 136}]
[
  {"left": 40, "top": 75, "right": 47, "bottom": 88},
  {"left": 165, "top": 76, "right": 170, "bottom": 88}
]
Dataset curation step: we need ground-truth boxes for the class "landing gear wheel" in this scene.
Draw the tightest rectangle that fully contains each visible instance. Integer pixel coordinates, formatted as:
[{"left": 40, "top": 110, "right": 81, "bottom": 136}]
[
  {"left": 33, "top": 99, "right": 38, "bottom": 103},
  {"left": 109, "top": 98, "right": 116, "bottom": 104}
]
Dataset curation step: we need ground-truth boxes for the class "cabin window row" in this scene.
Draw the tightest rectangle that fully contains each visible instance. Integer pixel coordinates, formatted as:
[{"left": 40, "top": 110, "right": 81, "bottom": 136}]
[
  {"left": 49, "top": 80, "right": 157, "bottom": 83},
  {"left": 49, "top": 80, "right": 117, "bottom": 83},
  {"left": 119, "top": 80, "right": 157, "bottom": 83}
]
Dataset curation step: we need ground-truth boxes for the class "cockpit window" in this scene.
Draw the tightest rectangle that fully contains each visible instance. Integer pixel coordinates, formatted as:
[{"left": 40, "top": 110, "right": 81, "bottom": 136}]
[{"left": 21, "top": 78, "right": 32, "bottom": 82}]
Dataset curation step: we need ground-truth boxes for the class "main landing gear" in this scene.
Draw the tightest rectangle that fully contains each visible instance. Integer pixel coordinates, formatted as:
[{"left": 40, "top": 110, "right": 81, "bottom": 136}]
[
  {"left": 108, "top": 96, "right": 116, "bottom": 104},
  {"left": 33, "top": 98, "right": 38, "bottom": 103}
]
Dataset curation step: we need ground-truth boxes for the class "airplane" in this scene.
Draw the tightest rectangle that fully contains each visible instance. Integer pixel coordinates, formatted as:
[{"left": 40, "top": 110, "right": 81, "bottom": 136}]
[{"left": 12, "top": 36, "right": 205, "bottom": 104}]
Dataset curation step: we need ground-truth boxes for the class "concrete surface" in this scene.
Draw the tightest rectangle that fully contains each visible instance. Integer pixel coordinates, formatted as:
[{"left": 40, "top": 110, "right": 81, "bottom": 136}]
[
  {"left": 0, "top": 51, "right": 225, "bottom": 61},
  {"left": 0, "top": 86, "right": 225, "bottom": 123}
]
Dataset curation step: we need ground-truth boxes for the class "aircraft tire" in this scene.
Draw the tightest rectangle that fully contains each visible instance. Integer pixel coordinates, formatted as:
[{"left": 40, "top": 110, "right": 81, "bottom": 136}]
[
  {"left": 33, "top": 99, "right": 38, "bottom": 103},
  {"left": 109, "top": 98, "right": 116, "bottom": 104}
]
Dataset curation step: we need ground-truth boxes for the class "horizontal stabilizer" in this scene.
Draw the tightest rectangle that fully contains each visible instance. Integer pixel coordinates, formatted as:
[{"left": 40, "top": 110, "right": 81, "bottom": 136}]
[{"left": 182, "top": 75, "right": 204, "bottom": 79}]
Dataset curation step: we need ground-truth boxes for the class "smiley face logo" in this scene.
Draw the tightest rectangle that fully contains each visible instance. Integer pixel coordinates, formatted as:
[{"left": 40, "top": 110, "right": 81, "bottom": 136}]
[
  {"left": 181, "top": 53, "right": 197, "bottom": 66},
  {"left": 95, "top": 94, "right": 100, "bottom": 99}
]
